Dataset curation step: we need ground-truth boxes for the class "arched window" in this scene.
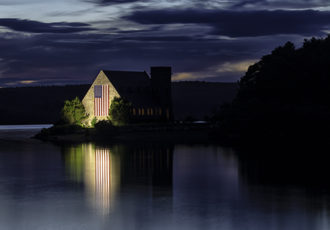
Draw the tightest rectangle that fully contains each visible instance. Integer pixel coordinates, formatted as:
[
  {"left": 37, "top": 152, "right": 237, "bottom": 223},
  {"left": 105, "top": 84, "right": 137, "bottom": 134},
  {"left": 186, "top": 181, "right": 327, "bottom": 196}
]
[
  {"left": 150, "top": 108, "right": 154, "bottom": 116},
  {"left": 141, "top": 108, "right": 145, "bottom": 115},
  {"left": 132, "top": 108, "right": 136, "bottom": 116}
]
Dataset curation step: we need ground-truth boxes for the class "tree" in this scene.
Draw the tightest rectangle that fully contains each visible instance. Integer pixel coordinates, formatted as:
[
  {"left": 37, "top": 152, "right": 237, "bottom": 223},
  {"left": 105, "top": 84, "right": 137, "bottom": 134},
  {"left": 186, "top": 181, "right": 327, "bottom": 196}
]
[
  {"left": 214, "top": 36, "right": 330, "bottom": 145},
  {"left": 108, "top": 97, "right": 131, "bottom": 126},
  {"left": 61, "top": 97, "right": 87, "bottom": 125}
]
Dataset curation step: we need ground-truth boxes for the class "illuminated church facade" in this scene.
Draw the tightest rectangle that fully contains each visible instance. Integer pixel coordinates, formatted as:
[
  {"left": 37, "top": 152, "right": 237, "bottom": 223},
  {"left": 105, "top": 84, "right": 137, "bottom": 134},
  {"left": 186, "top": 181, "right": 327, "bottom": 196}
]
[{"left": 82, "top": 66, "right": 172, "bottom": 124}]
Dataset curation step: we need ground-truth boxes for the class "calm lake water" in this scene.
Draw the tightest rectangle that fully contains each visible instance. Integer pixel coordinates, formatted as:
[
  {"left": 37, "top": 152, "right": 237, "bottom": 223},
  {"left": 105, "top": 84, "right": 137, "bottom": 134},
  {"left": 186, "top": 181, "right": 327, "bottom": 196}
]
[{"left": 0, "top": 125, "right": 330, "bottom": 230}]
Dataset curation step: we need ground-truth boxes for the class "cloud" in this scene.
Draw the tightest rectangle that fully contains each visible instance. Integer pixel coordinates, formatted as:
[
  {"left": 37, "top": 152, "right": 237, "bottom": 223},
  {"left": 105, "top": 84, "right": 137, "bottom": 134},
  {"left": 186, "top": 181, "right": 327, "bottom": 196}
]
[
  {"left": 0, "top": 18, "right": 94, "bottom": 33},
  {"left": 215, "top": 59, "right": 258, "bottom": 73},
  {"left": 86, "top": 0, "right": 330, "bottom": 9},
  {"left": 0, "top": 30, "right": 305, "bottom": 86},
  {"left": 116, "top": 35, "right": 198, "bottom": 41},
  {"left": 0, "top": 31, "right": 270, "bottom": 85},
  {"left": 99, "top": 0, "right": 142, "bottom": 3},
  {"left": 0, "top": 10, "right": 309, "bottom": 87},
  {"left": 172, "top": 59, "right": 259, "bottom": 82},
  {"left": 19, "top": 80, "right": 38, "bottom": 84},
  {"left": 124, "top": 9, "right": 330, "bottom": 37},
  {"left": 172, "top": 72, "right": 201, "bottom": 81},
  {"left": 86, "top": 0, "right": 147, "bottom": 5},
  {"left": 3, "top": 80, "right": 39, "bottom": 86},
  {"left": 229, "top": 0, "right": 330, "bottom": 10}
]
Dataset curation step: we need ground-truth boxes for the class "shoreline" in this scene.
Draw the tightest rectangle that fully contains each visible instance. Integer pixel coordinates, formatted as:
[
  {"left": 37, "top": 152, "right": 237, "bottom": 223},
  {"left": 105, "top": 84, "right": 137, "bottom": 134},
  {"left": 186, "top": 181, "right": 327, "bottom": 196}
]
[{"left": 34, "top": 123, "right": 219, "bottom": 144}]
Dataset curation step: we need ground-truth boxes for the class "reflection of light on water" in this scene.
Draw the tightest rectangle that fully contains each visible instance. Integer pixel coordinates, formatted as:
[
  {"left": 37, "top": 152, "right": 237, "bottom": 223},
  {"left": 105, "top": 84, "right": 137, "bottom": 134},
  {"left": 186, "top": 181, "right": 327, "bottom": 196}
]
[
  {"left": 65, "top": 144, "right": 120, "bottom": 215},
  {"left": 95, "top": 148, "right": 112, "bottom": 215}
]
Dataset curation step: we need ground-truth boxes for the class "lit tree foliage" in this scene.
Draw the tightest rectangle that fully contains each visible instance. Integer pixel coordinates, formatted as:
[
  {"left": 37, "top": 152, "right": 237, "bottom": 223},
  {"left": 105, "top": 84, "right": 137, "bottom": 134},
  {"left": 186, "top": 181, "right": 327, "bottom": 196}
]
[
  {"left": 61, "top": 97, "right": 87, "bottom": 125},
  {"left": 108, "top": 97, "right": 131, "bottom": 126}
]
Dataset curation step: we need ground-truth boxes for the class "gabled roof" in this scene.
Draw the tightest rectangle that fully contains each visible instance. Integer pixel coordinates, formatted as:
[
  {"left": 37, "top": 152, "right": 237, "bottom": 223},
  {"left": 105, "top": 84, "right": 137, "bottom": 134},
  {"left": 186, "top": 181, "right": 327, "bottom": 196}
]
[
  {"left": 103, "top": 70, "right": 150, "bottom": 89},
  {"left": 102, "top": 70, "right": 157, "bottom": 107}
]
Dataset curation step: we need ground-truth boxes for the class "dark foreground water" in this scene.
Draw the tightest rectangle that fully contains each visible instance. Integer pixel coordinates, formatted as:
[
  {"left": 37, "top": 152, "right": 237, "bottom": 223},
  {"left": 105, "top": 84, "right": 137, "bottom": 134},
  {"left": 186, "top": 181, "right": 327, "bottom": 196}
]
[{"left": 0, "top": 126, "right": 330, "bottom": 230}]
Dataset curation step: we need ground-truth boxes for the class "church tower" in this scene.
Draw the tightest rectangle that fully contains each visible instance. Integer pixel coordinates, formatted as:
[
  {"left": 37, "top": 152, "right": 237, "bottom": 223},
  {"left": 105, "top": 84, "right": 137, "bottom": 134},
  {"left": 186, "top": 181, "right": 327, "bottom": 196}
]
[{"left": 150, "top": 66, "right": 173, "bottom": 120}]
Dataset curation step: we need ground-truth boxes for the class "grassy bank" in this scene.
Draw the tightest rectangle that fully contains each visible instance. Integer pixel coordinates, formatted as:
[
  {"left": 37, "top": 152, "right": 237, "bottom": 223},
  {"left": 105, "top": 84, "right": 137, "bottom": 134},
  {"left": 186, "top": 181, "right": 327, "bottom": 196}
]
[{"left": 35, "top": 123, "right": 217, "bottom": 144}]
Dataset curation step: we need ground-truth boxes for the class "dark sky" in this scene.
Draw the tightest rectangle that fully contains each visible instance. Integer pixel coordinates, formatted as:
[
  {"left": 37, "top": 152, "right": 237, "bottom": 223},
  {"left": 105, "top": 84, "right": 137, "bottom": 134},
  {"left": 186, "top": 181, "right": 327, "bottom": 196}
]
[{"left": 0, "top": 0, "right": 330, "bottom": 86}]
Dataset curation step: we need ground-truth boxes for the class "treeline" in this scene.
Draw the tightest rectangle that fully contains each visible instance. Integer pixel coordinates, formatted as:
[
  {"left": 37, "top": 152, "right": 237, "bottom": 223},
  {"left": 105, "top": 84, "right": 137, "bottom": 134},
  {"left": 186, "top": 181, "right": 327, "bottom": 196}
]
[
  {"left": 214, "top": 36, "right": 330, "bottom": 146},
  {"left": 0, "top": 82, "right": 237, "bottom": 124},
  {"left": 0, "top": 85, "right": 89, "bottom": 124}
]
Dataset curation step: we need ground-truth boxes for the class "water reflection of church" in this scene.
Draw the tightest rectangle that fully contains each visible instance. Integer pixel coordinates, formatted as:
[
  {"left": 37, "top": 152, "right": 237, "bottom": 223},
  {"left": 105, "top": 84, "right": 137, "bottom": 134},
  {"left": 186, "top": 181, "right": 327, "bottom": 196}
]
[{"left": 63, "top": 143, "right": 173, "bottom": 215}]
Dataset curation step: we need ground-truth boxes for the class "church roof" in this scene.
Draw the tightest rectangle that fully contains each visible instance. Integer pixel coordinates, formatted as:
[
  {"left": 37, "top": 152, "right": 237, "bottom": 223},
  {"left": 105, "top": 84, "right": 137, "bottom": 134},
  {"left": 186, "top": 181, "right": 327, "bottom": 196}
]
[
  {"left": 103, "top": 70, "right": 150, "bottom": 89},
  {"left": 102, "top": 70, "right": 157, "bottom": 107}
]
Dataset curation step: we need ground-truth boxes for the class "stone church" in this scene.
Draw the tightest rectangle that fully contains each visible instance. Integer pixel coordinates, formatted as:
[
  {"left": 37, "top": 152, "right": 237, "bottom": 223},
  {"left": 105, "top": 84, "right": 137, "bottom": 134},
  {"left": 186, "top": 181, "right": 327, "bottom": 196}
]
[{"left": 82, "top": 66, "right": 172, "bottom": 124}]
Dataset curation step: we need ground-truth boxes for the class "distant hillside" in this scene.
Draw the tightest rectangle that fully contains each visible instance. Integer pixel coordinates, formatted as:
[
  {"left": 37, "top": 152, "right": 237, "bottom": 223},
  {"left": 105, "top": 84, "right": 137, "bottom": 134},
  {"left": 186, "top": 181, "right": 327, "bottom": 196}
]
[
  {"left": 172, "top": 82, "right": 238, "bottom": 120},
  {"left": 0, "top": 82, "right": 237, "bottom": 124},
  {"left": 0, "top": 85, "right": 89, "bottom": 125}
]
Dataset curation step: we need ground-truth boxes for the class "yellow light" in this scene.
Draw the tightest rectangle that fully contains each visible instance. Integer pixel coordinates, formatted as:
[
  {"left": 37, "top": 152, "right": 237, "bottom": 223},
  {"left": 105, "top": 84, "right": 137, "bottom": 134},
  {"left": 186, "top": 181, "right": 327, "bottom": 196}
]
[{"left": 65, "top": 144, "right": 120, "bottom": 215}]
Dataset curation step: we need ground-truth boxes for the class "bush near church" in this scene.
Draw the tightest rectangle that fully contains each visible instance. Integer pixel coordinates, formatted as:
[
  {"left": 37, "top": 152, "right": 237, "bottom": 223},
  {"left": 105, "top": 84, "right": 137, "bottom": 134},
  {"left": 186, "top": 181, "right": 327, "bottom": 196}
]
[
  {"left": 108, "top": 97, "right": 132, "bottom": 126},
  {"left": 61, "top": 97, "right": 87, "bottom": 126}
]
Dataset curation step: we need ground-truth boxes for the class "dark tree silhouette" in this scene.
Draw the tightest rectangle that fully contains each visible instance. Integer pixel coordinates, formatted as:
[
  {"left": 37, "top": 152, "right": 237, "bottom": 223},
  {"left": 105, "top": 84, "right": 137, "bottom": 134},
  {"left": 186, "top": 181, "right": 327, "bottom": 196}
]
[{"left": 215, "top": 36, "right": 330, "bottom": 146}]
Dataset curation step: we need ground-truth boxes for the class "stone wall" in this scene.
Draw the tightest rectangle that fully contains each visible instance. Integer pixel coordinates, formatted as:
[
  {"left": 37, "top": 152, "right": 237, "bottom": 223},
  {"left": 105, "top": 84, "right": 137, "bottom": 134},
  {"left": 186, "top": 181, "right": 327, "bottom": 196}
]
[{"left": 82, "top": 71, "right": 120, "bottom": 125}]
